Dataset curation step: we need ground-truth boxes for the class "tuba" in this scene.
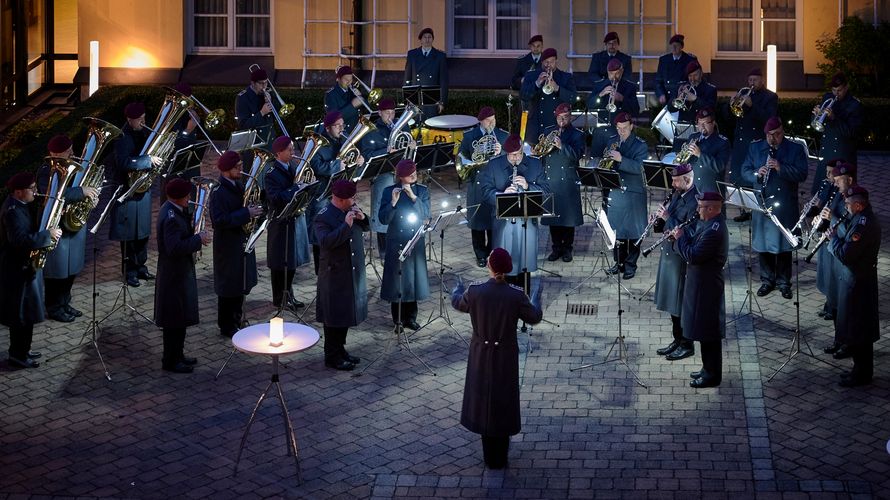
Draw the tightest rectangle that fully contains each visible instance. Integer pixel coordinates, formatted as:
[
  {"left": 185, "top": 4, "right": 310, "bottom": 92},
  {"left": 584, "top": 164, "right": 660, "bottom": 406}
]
[
  {"left": 190, "top": 176, "right": 218, "bottom": 235},
  {"left": 674, "top": 137, "right": 699, "bottom": 164},
  {"left": 811, "top": 97, "right": 835, "bottom": 133},
  {"left": 31, "top": 158, "right": 82, "bottom": 269},
  {"left": 729, "top": 86, "right": 753, "bottom": 118},
  {"left": 61, "top": 117, "right": 121, "bottom": 232},
  {"left": 389, "top": 104, "right": 419, "bottom": 154},
  {"left": 241, "top": 148, "right": 274, "bottom": 235},
  {"left": 531, "top": 129, "right": 560, "bottom": 157},
  {"left": 597, "top": 142, "right": 619, "bottom": 170}
]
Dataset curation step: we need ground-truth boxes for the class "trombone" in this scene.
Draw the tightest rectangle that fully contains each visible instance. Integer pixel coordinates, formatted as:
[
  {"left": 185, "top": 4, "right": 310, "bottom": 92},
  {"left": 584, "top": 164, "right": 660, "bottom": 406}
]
[
  {"left": 182, "top": 90, "right": 225, "bottom": 156},
  {"left": 249, "top": 63, "right": 294, "bottom": 136},
  {"left": 348, "top": 72, "right": 383, "bottom": 115}
]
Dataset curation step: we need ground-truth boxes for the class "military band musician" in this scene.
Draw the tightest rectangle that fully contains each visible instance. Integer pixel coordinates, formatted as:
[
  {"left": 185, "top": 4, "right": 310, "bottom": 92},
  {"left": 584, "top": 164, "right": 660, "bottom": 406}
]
[
  {"left": 324, "top": 65, "right": 362, "bottom": 134},
  {"left": 540, "top": 103, "right": 585, "bottom": 263}
]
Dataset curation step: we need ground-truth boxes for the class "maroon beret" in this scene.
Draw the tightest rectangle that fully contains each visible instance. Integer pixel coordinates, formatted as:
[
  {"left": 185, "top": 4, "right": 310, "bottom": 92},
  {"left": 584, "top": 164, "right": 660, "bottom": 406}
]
[
  {"left": 271, "top": 136, "right": 293, "bottom": 154},
  {"left": 323, "top": 111, "right": 343, "bottom": 128},
  {"left": 541, "top": 48, "right": 558, "bottom": 61},
  {"left": 603, "top": 31, "right": 619, "bottom": 44},
  {"left": 335, "top": 66, "right": 353, "bottom": 79},
  {"left": 528, "top": 34, "right": 543, "bottom": 45},
  {"left": 331, "top": 179, "right": 357, "bottom": 199},
  {"left": 165, "top": 178, "right": 192, "bottom": 199},
  {"left": 477, "top": 106, "right": 496, "bottom": 121},
  {"left": 377, "top": 98, "right": 396, "bottom": 111},
  {"left": 250, "top": 68, "right": 268, "bottom": 82},
  {"left": 488, "top": 247, "right": 513, "bottom": 274},
  {"left": 395, "top": 159, "right": 417, "bottom": 178},
  {"left": 763, "top": 116, "right": 783, "bottom": 133},
  {"left": 173, "top": 82, "right": 192, "bottom": 97},
  {"left": 696, "top": 107, "right": 715, "bottom": 121},
  {"left": 613, "top": 112, "right": 632, "bottom": 125},
  {"left": 748, "top": 67, "right": 763, "bottom": 77},
  {"left": 845, "top": 185, "right": 868, "bottom": 200},
  {"left": 47, "top": 134, "right": 73, "bottom": 154},
  {"left": 696, "top": 191, "right": 723, "bottom": 202},
  {"left": 673, "top": 163, "right": 693, "bottom": 176},
  {"left": 829, "top": 72, "right": 848, "bottom": 87},
  {"left": 831, "top": 161, "right": 857, "bottom": 178},
  {"left": 606, "top": 58, "right": 623, "bottom": 72},
  {"left": 669, "top": 34, "right": 685, "bottom": 45},
  {"left": 5, "top": 172, "right": 35, "bottom": 191},
  {"left": 124, "top": 102, "right": 145, "bottom": 119},
  {"left": 684, "top": 60, "right": 702, "bottom": 76},
  {"left": 418, "top": 27, "right": 434, "bottom": 40},
  {"left": 503, "top": 134, "right": 523, "bottom": 154},
  {"left": 554, "top": 103, "right": 571, "bottom": 116},
  {"left": 217, "top": 150, "right": 241, "bottom": 172}
]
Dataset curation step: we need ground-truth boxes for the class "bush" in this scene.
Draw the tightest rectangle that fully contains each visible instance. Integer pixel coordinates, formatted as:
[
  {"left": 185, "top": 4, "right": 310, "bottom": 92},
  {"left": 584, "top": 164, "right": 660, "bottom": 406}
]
[{"left": 816, "top": 16, "right": 890, "bottom": 97}]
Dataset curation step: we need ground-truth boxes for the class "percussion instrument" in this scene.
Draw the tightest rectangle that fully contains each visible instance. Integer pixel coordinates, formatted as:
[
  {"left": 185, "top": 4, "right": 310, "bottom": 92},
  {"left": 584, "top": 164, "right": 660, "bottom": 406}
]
[{"left": 420, "top": 114, "right": 478, "bottom": 154}]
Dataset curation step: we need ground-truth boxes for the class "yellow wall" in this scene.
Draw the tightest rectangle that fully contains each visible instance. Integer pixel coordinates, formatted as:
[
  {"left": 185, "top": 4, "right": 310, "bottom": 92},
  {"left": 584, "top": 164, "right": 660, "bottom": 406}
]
[
  {"left": 803, "top": 2, "right": 839, "bottom": 73},
  {"left": 77, "top": 0, "right": 183, "bottom": 68}
]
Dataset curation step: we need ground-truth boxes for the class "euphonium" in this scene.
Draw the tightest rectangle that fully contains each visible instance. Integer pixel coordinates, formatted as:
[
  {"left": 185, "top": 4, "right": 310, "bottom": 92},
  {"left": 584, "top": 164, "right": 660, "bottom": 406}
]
[
  {"left": 811, "top": 97, "right": 835, "bottom": 133},
  {"left": 31, "top": 157, "right": 82, "bottom": 269},
  {"left": 531, "top": 129, "right": 560, "bottom": 157},
  {"left": 674, "top": 137, "right": 698, "bottom": 164},
  {"left": 729, "top": 86, "right": 753, "bottom": 118},
  {"left": 337, "top": 115, "right": 375, "bottom": 169},
  {"left": 190, "top": 176, "right": 218, "bottom": 235},
  {"left": 241, "top": 148, "right": 274, "bottom": 235},
  {"left": 61, "top": 117, "right": 121, "bottom": 232},
  {"left": 389, "top": 104, "right": 419, "bottom": 151},
  {"left": 542, "top": 70, "right": 555, "bottom": 95},
  {"left": 597, "top": 142, "right": 619, "bottom": 170},
  {"left": 294, "top": 132, "right": 327, "bottom": 185}
]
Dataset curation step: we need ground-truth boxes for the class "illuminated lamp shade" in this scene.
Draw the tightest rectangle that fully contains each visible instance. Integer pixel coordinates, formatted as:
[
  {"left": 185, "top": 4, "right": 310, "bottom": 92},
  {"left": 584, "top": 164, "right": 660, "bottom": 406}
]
[
  {"left": 767, "top": 45, "right": 777, "bottom": 92},
  {"left": 89, "top": 41, "right": 99, "bottom": 96},
  {"left": 269, "top": 317, "right": 284, "bottom": 347}
]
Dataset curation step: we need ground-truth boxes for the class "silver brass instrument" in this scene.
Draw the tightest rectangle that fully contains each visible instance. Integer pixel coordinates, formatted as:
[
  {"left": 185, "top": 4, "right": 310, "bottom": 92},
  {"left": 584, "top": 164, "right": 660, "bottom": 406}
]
[
  {"left": 674, "top": 137, "right": 698, "bottom": 164},
  {"left": 249, "top": 63, "right": 294, "bottom": 136},
  {"left": 241, "top": 148, "right": 274, "bottom": 235},
  {"left": 531, "top": 129, "right": 560, "bottom": 157},
  {"left": 636, "top": 189, "right": 674, "bottom": 246},
  {"left": 811, "top": 97, "right": 835, "bottom": 133},
  {"left": 805, "top": 213, "right": 846, "bottom": 263},
  {"left": 190, "top": 176, "right": 218, "bottom": 235},
  {"left": 606, "top": 78, "right": 619, "bottom": 113},
  {"left": 62, "top": 117, "right": 121, "bottom": 232},
  {"left": 541, "top": 70, "right": 555, "bottom": 95},
  {"left": 641, "top": 213, "right": 699, "bottom": 257},
  {"left": 729, "top": 86, "right": 753, "bottom": 118},
  {"left": 597, "top": 142, "right": 619, "bottom": 170},
  {"left": 32, "top": 157, "right": 82, "bottom": 269},
  {"left": 275, "top": 133, "right": 326, "bottom": 220},
  {"left": 672, "top": 83, "right": 697, "bottom": 111},
  {"left": 389, "top": 104, "right": 419, "bottom": 158},
  {"left": 456, "top": 132, "right": 500, "bottom": 181}
]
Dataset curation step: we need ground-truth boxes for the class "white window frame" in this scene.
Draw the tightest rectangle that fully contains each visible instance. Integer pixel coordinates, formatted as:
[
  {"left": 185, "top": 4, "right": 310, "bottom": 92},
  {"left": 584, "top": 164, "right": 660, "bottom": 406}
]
[
  {"left": 186, "top": 0, "right": 274, "bottom": 55},
  {"left": 447, "top": 0, "right": 538, "bottom": 57},
  {"left": 714, "top": 0, "right": 803, "bottom": 59}
]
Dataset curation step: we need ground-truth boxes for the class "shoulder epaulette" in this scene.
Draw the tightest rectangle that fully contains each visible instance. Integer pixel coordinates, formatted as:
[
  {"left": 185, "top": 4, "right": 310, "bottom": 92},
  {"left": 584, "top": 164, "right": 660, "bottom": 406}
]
[
  {"left": 711, "top": 221, "right": 720, "bottom": 231},
  {"left": 717, "top": 134, "right": 728, "bottom": 141},
  {"left": 508, "top": 283, "right": 525, "bottom": 292},
  {"left": 237, "top": 89, "right": 248, "bottom": 97},
  {"left": 751, "top": 138, "right": 764, "bottom": 143},
  {"left": 687, "top": 52, "right": 697, "bottom": 59},
  {"left": 318, "top": 205, "right": 329, "bottom": 215},
  {"left": 167, "top": 209, "right": 175, "bottom": 218},
  {"left": 634, "top": 136, "right": 646, "bottom": 144},
  {"left": 468, "top": 279, "right": 486, "bottom": 287}
]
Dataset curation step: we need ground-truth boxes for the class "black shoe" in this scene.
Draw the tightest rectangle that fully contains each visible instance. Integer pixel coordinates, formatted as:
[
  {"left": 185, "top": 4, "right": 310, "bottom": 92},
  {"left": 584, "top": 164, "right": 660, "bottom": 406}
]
[
  {"left": 779, "top": 287, "right": 793, "bottom": 299},
  {"left": 65, "top": 305, "right": 83, "bottom": 317},
  {"left": 404, "top": 320, "right": 422, "bottom": 331},
  {"left": 287, "top": 297, "right": 305, "bottom": 309},
  {"left": 756, "top": 284, "right": 774, "bottom": 297},
  {"left": 220, "top": 329, "right": 236, "bottom": 338},
  {"left": 561, "top": 251, "right": 573, "bottom": 263},
  {"left": 181, "top": 357, "right": 198, "bottom": 366},
  {"left": 137, "top": 271, "right": 155, "bottom": 280},
  {"left": 665, "top": 345, "right": 694, "bottom": 361},
  {"left": 817, "top": 310, "right": 827, "bottom": 318},
  {"left": 733, "top": 211, "right": 751, "bottom": 222},
  {"left": 27, "top": 350, "right": 42, "bottom": 359},
  {"left": 605, "top": 264, "right": 622, "bottom": 275},
  {"left": 547, "top": 250, "right": 561, "bottom": 262},
  {"left": 823, "top": 343, "right": 841, "bottom": 355},
  {"left": 690, "top": 376, "right": 721, "bottom": 388},
  {"left": 324, "top": 358, "right": 355, "bottom": 371},
  {"left": 162, "top": 361, "right": 193, "bottom": 374},
  {"left": 690, "top": 370, "right": 703, "bottom": 379},
  {"left": 839, "top": 374, "right": 871, "bottom": 387},
  {"left": 622, "top": 270, "right": 636, "bottom": 280},
  {"left": 342, "top": 352, "right": 361, "bottom": 364},
  {"left": 823, "top": 312, "right": 834, "bottom": 321},
  {"left": 8, "top": 356, "right": 39, "bottom": 368},
  {"left": 477, "top": 258, "right": 487, "bottom": 268},
  {"left": 656, "top": 341, "right": 680, "bottom": 356},
  {"left": 48, "top": 311, "right": 76, "bottom": 323},
  {"left": 126, "top": 277, "right": 141, "bottom": 287},
  {"left": 833, "top": 346, "right": 851, "bottom": 359}
]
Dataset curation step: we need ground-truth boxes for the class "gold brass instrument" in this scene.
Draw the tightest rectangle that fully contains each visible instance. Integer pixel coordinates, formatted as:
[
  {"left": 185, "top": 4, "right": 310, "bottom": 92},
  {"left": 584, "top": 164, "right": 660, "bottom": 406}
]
[
  {"left": 249, "top": 63, "right": 294, "bottom": 136},
  {"left": 811, "top": 97, "right": 835, "bottom": 133},
  {"left": 190, "top": 176, "right": 218, "bottom": 235},
  {"left": 729, "top": 86, "right": 753, "bottom": 118},
  {"left": 241, "top": 148, "right": 274, "bottom": 235},
  {"left": 389, "top": 104, "right": 420, "bottom": 154},
  {"left": 596, "top": 142, "right": 619, "bottom": 170},
  {"left": 674, "top": 137, "right": 699, "bottom": 164},
  {"left": 275, "top": 135, "right": 326, "bottom": 221},
  {"left": 606, "top": 78, "right": 619, "bottom": 113},
  {"left": 118, "top": 88, "right": 194, "bottom": 202},
  {"left": 541, "top": 70, "right": 555, "bottom": 95},
  {"left": 336, "top": 115, "right": 376, "bottom": 169},
  {"left": 672, "top": 83, "right": 697, "bottom": 111},
  {"left": 183, "top": 92, "right": 226, "bottom": 156},
  {"left": 32, "top": 157, "right": 82, "bottom": 269},
  {"left": 456, "top": 133, "right": 500, "bottom": 181},
  {"left": 531, "top": 129, "right": 560, "bottom": 157},
  {"left": 61, "top": 117, "right": 121, "bottom": 232},
  {"left": 346, "top": 71, "right": 383, "bottom": 114}
]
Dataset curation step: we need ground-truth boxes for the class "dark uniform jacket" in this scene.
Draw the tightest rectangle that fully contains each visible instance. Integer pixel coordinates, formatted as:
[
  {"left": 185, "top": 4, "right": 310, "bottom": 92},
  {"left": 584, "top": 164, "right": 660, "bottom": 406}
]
[
  {"left": 459, "top": 126, "right": 509, "bottom": 231},
  {"left": 37, "top": 161, "right": 86, "bottom": 279},
  {"left": 520, "top": 69, "right": 577, "bottom": 143},
  {"left": 587, "top": 78, "right": 640, "bottom": 124},
  {"left": 210, "top": 176, "right": 258, "bottom": 297},
  {"left": 678, "top": 213, "right": 729, "bottom": 341},
  {"left": 379, "top": 183, "right": 431, "bottom": 302},
  {"left": 605, "top": 134, "right": 649, "bottom": 240},
  {"left": 264, "top": 159, "right": 311, "bottom": 269},
  {"left": 741, "top": 139, "right": 808, "bottom": 253},
  {"left": 677, "top": 80, "right": 718, "bottom": 122},
  {"left": 235, "top": 85, "right": 274, "bottom": 143},
  {"left": 540, "top": 124, "right": 585, "bottom": 228},
  {"left": 324, "top": 85, "right": 360, "bottom": 134},
  {"left": 511, "top": 52, "right": 543, "bottom": 91},
  {"left": 154, "top": 201, "right": 202, "bottom": 328},
  {"left": 730, "top": 87, "right": 778, "bottom": 185},
  {"left": 404, "top": 47, "right": 448, "bottom": 117},
  {"left": 588, "top": 50, "right": 633, "bottom": 81},
  {"left": 451, "top": 278, "right": 543, "bottom": 436},
  {"left": 307, "top": 133, "right": 347, "bottom": 245},
  {"left": 830, "top": 205, "right": 881, "bottom": 346},
  {"left": 813, "top": 92, "right": 863, "bottom": 194},
  {"left": 109, "top": 124, "right": 153, "bottom": 242},
  {"left": 654, "top": 186, "right": 700, "bottom": 317},
  {"left": 674, "top": 131, "right": 731, "bottom": 194},
  {"left": 314, "top": 202, "right": 369, "bottom": 328},
  {"left": 655, "top": 51, "right": 697, "bottom": 103},
  {"left": 0, "top": 197, "right": 52, "bottom": 327}
]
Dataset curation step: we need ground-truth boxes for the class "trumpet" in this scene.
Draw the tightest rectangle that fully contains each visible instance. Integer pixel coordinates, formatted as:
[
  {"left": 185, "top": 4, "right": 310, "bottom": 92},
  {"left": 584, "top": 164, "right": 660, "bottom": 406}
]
[
  {"left": 597, "top": 142, "right": 619, "bottom": 170},
  {"left": 606, "top": 78, "right": 618, "bottom": 113},
  {"left": 672, "top": 83, "right": 697, "bottom": 111},
  {"left": 811, "top": 97, "right": 835, "bottom": 133},
  {"left": 729, "top": 86, "right": 753, "bottom": 117},
  {"left": 249, "top": 63, "right": 294, "bottom": 136},
  {"left": 542, "top": 70, "right": 555, "bottom": 95}
]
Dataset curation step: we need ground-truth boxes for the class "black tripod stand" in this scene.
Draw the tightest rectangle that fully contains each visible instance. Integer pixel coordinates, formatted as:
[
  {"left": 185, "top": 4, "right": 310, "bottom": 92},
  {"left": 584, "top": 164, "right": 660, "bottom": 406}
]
[{"left": 720, "top": 183, "right": 765, "bottom": 326}]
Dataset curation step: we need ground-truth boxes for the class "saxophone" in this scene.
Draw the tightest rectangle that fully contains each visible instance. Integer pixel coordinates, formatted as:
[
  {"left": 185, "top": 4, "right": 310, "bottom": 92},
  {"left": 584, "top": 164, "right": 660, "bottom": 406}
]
[
  {"left": 31, "top": 157, "right": 82, "bottom": 269},
  {"left": 61, "top": 118, "right": 121, "bottom": 232},
  {"left": 597, "top": 142, "right": 619, "bottom": 170},
  {"left": 674, "top": 136, "right": 698, "bottom": 164}
]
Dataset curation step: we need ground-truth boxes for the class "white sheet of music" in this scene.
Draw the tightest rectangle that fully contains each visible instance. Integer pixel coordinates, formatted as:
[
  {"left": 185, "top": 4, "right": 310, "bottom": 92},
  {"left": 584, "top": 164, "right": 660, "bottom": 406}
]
[{"left": 596, "top": 208, "right": 617, "bottom": 249}]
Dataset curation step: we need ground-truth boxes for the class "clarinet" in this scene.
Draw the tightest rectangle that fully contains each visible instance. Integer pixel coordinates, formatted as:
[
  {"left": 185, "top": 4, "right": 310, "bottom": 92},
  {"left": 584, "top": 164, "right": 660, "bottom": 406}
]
[
  {"left": 803, "top": 187, "right": 839, "bottom": 248},
  {"left": 641, "top": 213, "right": 699, "bottom": 258},
  {"left": 805, "top": 213, "right": 847, "bottom": 263},
  {"left": 761, "top": 146, "right": 777, "bottom": 194},
  {"left": 635, "top": 189, "right": 674, "bottom": 247}
]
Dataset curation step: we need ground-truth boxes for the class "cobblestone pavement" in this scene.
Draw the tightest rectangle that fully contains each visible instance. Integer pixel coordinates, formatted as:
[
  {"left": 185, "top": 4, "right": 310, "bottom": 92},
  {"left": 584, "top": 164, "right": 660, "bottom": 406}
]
[{"left": 1, "top": 151, "right": 887, "bottom": 500}]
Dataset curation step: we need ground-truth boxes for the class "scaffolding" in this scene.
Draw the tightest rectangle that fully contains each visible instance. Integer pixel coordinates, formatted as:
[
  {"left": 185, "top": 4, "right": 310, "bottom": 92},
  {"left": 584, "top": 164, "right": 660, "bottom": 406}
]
[
  {"left": 565, "top": 0, "right": 678, "bottom": 85},
  {"left": 301, "top": 0, "right": 413, "bottom": 88}
]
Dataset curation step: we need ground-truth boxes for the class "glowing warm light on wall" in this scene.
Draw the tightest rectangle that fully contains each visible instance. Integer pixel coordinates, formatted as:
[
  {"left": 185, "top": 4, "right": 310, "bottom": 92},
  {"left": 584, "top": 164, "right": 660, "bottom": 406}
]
[
  {"left": 767, "top": 45, "right": 777, "bottom": 92},
  {"left": 115, "top": 46, "right": 158, "bottom": 68}
]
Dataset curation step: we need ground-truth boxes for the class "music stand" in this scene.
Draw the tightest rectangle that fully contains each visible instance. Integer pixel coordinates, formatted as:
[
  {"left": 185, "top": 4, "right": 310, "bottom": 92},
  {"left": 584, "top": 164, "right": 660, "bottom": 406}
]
[
  {"left": 353, "top": 150, "right": 401, "bottom": 183},
  {"left": 576, "top": 166, "right": 602, "bottom": 221},
  {"left": 414, "top": 142, "right": 455, "bottom": 194},
  {"left": 721, "top": 182, "right": 766, "bottom": 325},
  {"left": 671, "top": 121, "right": 696, "bottom": 141},
  {"left": 403, "top": 85, "right": 440, "bottom": 113},
  {"left": 227, "top": 130, "right": 263, "bottom": 152},
  {"left": 359, "top": 219, "right": 436, "bottom": 376}
]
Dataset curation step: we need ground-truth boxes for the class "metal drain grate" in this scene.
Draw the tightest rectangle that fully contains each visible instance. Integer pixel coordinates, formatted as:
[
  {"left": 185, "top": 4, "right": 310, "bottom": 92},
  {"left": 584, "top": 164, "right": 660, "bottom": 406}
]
[{"left": 566, "top": 303, "right": 598, "bottom": 316}]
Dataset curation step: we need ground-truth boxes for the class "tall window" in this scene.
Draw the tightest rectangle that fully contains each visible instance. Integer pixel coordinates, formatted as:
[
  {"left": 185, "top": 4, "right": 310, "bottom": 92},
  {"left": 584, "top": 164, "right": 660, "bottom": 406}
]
[
  {"left": 717, "top": 0, "right": 801, "bottom": 56},
  {"left": 189, "top": 0, "right": 271, "bottom": 53},
  {"left": 451, "top": 0, "right": 535, "bottom": 55}
]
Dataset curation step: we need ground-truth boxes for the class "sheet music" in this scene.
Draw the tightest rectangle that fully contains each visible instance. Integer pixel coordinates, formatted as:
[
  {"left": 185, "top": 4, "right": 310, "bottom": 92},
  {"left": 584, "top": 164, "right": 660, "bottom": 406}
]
[
  {"left": 596, "top": 208, "right": 616, "bottom": 249},
  {"left": 722, "top": 183, "right": 765, "bottom": 212}
]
